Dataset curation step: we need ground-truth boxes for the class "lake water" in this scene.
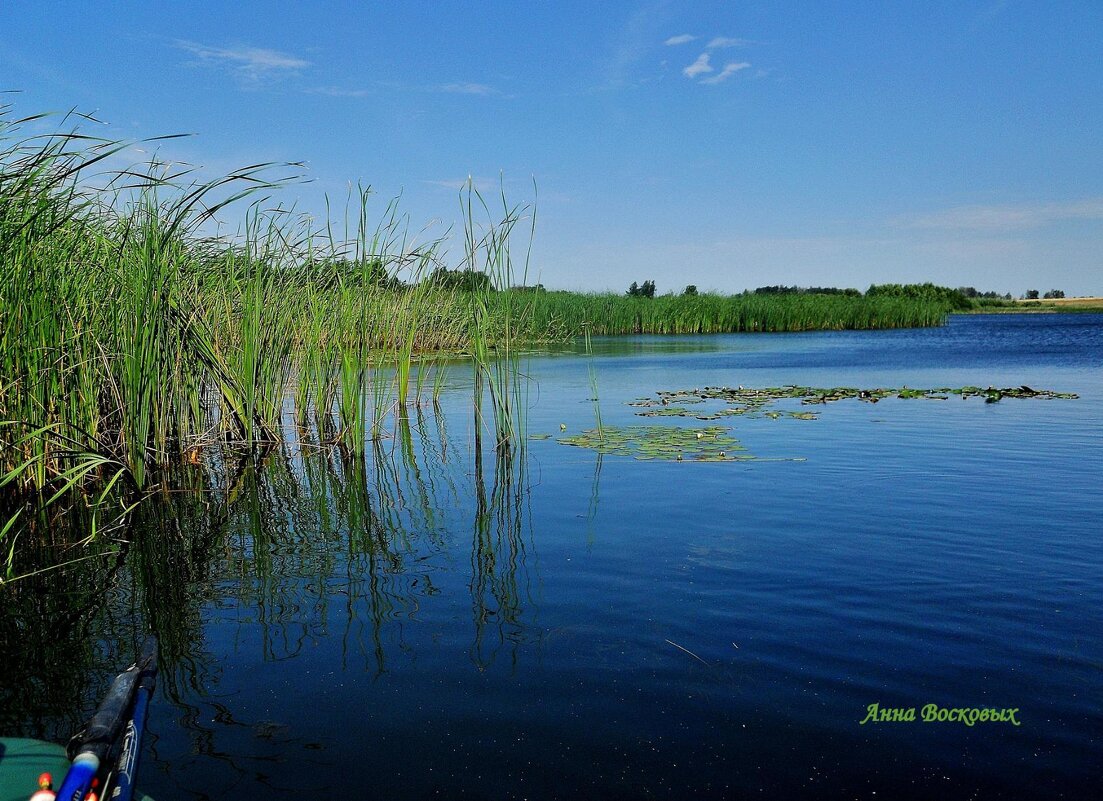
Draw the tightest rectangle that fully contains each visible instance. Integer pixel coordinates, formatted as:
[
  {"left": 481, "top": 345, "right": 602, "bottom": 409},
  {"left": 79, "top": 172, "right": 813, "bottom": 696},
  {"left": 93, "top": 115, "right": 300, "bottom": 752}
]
[{"left": 3, "top": 313, "right": 1101, "bottom": 799}]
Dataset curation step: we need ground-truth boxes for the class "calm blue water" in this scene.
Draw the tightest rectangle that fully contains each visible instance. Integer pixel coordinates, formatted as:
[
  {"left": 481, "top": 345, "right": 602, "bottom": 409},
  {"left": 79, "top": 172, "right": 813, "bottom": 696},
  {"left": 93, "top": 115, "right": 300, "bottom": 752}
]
[{"left": 6, "top": 314, "right": 1102, "bottom": 799}]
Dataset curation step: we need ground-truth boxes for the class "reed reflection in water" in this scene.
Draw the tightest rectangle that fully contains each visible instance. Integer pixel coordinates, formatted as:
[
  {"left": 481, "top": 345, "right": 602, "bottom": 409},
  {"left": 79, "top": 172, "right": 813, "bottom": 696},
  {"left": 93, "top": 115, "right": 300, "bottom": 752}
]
[{"left": 2, "top": 399, "right": 551, "bottom": 795}]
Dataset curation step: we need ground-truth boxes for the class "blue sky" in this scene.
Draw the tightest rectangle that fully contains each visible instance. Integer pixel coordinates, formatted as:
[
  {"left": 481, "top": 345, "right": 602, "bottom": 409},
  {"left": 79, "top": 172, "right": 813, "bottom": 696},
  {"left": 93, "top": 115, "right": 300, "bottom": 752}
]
[{"left": 2, "top": 1, "right": 1101, "bottom": 295}]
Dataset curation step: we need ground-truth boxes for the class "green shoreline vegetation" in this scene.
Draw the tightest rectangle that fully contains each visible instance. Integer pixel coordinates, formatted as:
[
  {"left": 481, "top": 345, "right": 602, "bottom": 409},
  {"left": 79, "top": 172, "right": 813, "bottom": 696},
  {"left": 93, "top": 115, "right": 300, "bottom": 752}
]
[
  {"left": 525, "top": 289, "right": 950, "bottom": 335},
  {"left": 0, "top": 106, "right": 1073, "bottom": 579}
]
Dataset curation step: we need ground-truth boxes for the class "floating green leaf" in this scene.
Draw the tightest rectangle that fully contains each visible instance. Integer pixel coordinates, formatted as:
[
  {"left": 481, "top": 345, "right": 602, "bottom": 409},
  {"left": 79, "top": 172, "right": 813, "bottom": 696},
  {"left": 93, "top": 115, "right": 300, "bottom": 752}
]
[
  {"left": 631, "top": 383, "right": 1078, "bottom": 422},
  {"left": 557, "top": 425, "right": 756, "bottom": 461},
  {"left": 636, "top": 406, "right": 692, "bottom": 417}
]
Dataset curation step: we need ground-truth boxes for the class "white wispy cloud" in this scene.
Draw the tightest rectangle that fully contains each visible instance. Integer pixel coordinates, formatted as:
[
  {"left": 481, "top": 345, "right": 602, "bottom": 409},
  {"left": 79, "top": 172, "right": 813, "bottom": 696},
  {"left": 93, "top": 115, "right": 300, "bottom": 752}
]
[
  {"left": 601, "top": 1, "right": 671, "bottom": 90},
  {"left": 900, "top": 199, "right": 1103, "bottom": 231},
  {"left": 682, "top": 53, "right": 713, "bottom": 78},
  {"left": 422, "top": 176, "right": 503, "bottom": 192},
  {"left": 664, "top": 34, "right": 697, "bottom": 46},
  {"left": 707, "top": 36, "right": 753, "bottom": 48},
  {"left": 436, "top": 82, "right": 499, "bottom": 96},
  {"left": 700, "top": 61, "right": 751, "bottom": 85},
  {"left": 307, "top": 86, "right": 370, "bottom": 98},
  {"left": 175, "top": 40, "right": 310, "bottom": 85}
]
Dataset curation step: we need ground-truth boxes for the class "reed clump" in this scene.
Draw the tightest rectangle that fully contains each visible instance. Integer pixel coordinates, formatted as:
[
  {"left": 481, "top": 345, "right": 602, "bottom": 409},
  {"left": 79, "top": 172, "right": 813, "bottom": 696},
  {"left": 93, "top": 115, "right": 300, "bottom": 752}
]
[
  {"left": 0, "top": 109, "right": 533, "bottom": 562},
  {"left": 520, "top": 290, "right": 951, "bottom": 335}
]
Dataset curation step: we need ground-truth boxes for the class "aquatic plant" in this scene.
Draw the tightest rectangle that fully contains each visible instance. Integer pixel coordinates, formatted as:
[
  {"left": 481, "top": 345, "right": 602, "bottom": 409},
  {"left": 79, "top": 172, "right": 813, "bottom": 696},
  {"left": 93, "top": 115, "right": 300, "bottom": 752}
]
[
  {"left": 558, "top": 425, "right": 751, "bottom": 461},
  {"left": 462, "top": 179, "right": 536, "bottom": 453},
  {"left": 583, "top": 326, "right": 604, "bottom": 440},
  {"left": 629, "top": 384, "right": 1079, "bottom": 421}
]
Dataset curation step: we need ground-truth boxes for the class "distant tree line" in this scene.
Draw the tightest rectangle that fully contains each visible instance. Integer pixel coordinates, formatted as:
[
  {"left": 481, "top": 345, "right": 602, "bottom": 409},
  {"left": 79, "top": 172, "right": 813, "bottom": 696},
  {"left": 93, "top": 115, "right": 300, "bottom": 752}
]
[
  {"left": 623, "top": 281, "right": 1004, "bottom": 308},
  {"left": 626, "top": 282, "right": 702, "bottom": 297},
  {"left": 311, "top": 266, "right": 1067, "bottom": 308},
  {"left": 865, "top": 282, "right": 973, "bottom": 310},
  {"left": 612, "top": 280, "right": 1073, "bottom": 307},
  {"left": 753, "top": 285, "right": 861, "bottom": 297},
  {"left": 425, "top": 267, "right": 494, "bottom": 293},
  {"left": 303, "top": 260, "right": 498, "bottom": 294},
  {"left": 957, "top": 287, "right": 1013, "bottom": 300},
  {"left": 308, "top": 257, "right": 406, "bottom": 291}
]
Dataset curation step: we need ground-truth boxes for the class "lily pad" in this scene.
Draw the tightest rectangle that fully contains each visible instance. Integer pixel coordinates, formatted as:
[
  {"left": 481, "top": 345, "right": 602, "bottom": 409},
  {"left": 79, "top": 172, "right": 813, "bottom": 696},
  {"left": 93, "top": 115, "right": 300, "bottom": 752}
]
[
  {"left": 631, "top": 383, "right": 1077, "bottom": 421},
  {"left": 558, "top": 425, "right": 753, "bottom": 461},
  {"left": 636, "top": 406, "right": 692, "bottom": 417}
]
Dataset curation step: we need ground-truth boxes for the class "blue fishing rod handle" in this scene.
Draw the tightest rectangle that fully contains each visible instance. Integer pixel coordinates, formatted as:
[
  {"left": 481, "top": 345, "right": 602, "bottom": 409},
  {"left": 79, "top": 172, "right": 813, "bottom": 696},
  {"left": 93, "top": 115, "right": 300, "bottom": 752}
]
[
  {"left": 108, "top": 690, "right": 150, "bottom": 801},
  {"left": 109, "top": 636, "right": 158, "bottom": 801},
  {"left": 53, "top": 752, "right": 99, "bottom": 801}
]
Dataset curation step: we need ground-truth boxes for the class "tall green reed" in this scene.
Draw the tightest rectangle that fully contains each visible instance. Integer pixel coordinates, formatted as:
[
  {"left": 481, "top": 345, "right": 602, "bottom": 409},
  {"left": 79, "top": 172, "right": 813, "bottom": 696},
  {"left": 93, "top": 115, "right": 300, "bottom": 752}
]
[{"left": 462, "top": 179, "right": 537, "bottom": 453}]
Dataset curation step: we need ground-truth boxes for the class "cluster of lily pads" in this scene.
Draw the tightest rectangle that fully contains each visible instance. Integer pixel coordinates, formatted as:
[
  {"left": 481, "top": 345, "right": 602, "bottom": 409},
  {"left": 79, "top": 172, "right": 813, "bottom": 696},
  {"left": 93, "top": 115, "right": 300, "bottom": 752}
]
[
  {"left": 549, "top": 383, "right": 1076, "bottom": 463},
  {"left": 557, "top": 425, "right": 759, "bottom": 462},
  {"left": 629, "top": 384, "right": 1077, "bottom": 421}
]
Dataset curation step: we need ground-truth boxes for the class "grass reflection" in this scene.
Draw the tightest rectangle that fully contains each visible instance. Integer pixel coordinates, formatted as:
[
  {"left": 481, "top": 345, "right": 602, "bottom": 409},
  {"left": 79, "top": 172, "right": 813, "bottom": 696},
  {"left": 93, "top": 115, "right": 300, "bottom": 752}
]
[
  {"left": 4, "top": 399, "right": 541, "bottom": 786},
  {"left": 470, "top": 447, "right": 535, "bottom": 671}
]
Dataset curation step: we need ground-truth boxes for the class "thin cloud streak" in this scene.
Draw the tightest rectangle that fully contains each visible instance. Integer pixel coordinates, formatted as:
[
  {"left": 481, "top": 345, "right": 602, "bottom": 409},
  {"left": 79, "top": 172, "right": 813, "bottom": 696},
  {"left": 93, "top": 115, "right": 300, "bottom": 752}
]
[
  {"left": 700, "top": 61, "right": 751, "bottom": 84},
  {"left": 707, "top": 36, "right": 753, "bottom": 48},
  {"left": 422, "top": 176, "right": 503, "bottom": 192},
  {"left": 600, "top": 0, "right": 673, "bottom": 90},
  {"left": 683, "top": 53, "right": 713, "bottom": 78},
  {"left": 664, "top": 34, "right": 697, "bottom": 45},
  {"left": 307, "top": 86, "right": 370, "bottom": 98},
  {"left": 436, "top": 82, "right": 499, "bottom": 95},
  {"left": 175, "top": 40, "right": 310, "bottom": 85},
  {"left": 900, "top": 199, "right": 1103, "bottom": 231}
]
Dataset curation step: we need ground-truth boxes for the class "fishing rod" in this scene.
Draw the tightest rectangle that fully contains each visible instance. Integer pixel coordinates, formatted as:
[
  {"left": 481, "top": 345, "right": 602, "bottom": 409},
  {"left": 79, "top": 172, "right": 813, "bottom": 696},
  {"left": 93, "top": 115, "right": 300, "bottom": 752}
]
[
  {"left": 102, "top": 636, "right": 158, "bottom": 801},
  {"left": 50, "top": 636, "right": 158, "bottom": 801}
]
